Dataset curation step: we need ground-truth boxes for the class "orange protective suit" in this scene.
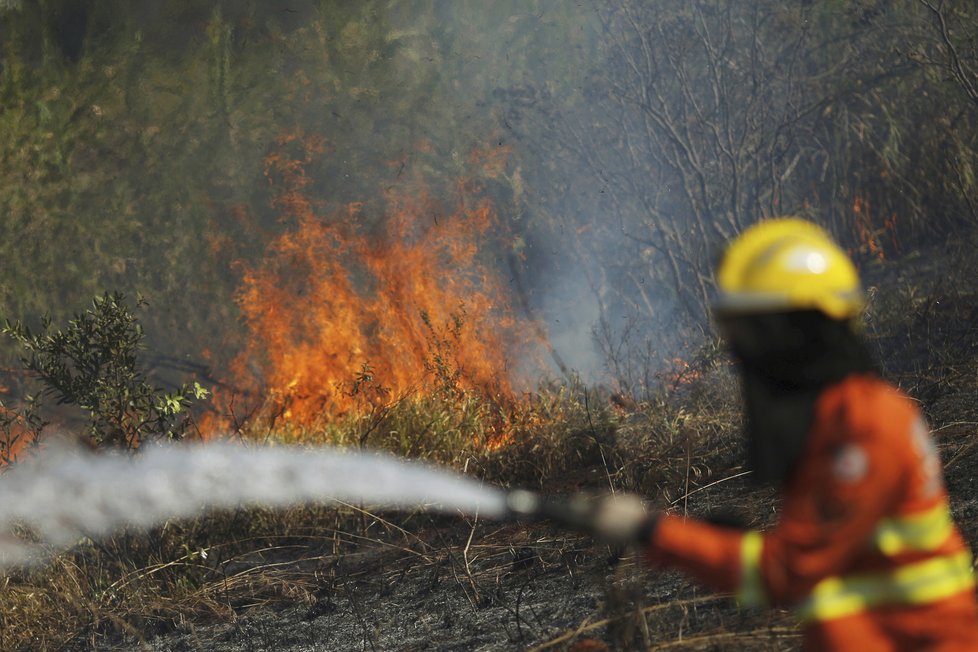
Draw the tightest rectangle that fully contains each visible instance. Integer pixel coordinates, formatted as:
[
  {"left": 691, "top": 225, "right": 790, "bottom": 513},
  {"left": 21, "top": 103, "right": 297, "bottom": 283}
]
[{"left": 645, "top": 374, "right": 978, "bottom": 650}]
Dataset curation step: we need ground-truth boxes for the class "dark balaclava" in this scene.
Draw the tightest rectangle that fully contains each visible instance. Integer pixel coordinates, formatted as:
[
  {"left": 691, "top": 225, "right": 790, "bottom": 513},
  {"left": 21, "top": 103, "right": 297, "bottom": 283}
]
[{"left": 720, "top": 310, "right": 876, "bottom": 485}]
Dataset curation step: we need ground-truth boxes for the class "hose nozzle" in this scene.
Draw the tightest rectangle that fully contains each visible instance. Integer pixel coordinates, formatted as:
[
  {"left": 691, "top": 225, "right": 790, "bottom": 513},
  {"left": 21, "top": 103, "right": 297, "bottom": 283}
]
[{"left": 504, "top": 489, "right": 602, "bottom": 530}]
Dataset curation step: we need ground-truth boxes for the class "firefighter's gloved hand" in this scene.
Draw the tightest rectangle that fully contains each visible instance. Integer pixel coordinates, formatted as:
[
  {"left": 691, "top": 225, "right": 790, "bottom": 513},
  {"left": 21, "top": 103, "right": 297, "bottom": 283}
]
[{"left": 589, "top": 493, "right": 660, "bottom": 547}]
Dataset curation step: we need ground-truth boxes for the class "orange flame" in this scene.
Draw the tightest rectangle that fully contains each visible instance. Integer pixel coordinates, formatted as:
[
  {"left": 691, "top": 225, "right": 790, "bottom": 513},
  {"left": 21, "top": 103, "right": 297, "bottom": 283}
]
[
  {"left": 660, "top": 357, "right": 703, "bottom": 388},
  {"left": 206, "top": 133, "right": 536, "bottom": 435},
  {"left": 0, "top": 406, "right": 39, "bottom": 466},
  {"left": 851, "top": 195, "right": 898, "bottom": 262}
]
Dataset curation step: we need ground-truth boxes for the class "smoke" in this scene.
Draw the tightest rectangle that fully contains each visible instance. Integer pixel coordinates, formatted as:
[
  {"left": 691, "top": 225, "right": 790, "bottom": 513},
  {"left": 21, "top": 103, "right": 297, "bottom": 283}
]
[{"left": 0, "top": 442, "right": 506, "bottom": 567}]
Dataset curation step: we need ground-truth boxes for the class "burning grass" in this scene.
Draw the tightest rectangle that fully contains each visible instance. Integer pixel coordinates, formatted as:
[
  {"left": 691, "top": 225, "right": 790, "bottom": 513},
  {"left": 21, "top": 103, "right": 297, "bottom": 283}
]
[{"left": 204, "top": 132, "right": 538, "bottom": 438}]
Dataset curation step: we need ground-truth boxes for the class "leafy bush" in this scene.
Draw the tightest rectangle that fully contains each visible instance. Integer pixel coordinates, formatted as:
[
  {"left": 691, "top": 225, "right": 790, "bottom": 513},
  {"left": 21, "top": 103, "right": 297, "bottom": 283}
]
[
  {"left": 0, "top": 394, "right": 42, "bottom": 465},
  {"left": 2, "top": 292, "right": 208, "bottom": 449}
]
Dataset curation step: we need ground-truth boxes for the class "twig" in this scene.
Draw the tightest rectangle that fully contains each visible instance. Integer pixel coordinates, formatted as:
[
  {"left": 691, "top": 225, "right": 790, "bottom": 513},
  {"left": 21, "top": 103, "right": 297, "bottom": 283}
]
[
  {"left": 330, "top": 501, "right": 434, "bottom": 557},
  {"left": 432, "top": 528, "right": 479, "bottom": 609},
  {"left": 510, "top": 574, "right": 536, "bottom": 645},
  {"left": 941, "top": 423, "right": 978, "bottom": 470},
  {"left": 462, "top": 514, "right": 478, "bottom": 582},
  {"left": 527, "top": 595, "right": 730, "bottom": 651},
  {"left": 583, "top": 388, "right": 616, "bottom": 494},
  {"left": 669, "top": 470, "right": 752, "bottom": 507},
  {"left": 341, "top": 581, "right": 378, "bottom": 652},
  {"left": 683, "top": 445, "right": 691, "bottom": 517},
  {"left": 648, "top": 627, "right": 799, "bottom": 650}
]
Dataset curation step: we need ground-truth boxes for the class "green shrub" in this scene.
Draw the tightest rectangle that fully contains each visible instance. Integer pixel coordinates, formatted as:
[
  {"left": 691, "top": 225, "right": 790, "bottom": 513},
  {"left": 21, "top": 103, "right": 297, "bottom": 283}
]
[{"left": 2, "top": 292, "right": 208, "bottom": 449}]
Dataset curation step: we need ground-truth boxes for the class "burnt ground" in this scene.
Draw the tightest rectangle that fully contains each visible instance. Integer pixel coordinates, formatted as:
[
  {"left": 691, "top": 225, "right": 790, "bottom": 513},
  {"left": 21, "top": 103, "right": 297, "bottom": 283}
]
[{"left": 97, "top": 499, "right": 800, "bottom": 652}]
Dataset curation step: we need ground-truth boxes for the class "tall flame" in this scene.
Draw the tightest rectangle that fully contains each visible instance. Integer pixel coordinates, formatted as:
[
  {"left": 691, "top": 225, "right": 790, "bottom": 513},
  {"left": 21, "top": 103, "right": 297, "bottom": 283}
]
[
  {"left": 208, "top": 132, "right": 535, "bottom": 433},
  {"left": 0, "top": 405, "right": 39, "bottom": 465}
]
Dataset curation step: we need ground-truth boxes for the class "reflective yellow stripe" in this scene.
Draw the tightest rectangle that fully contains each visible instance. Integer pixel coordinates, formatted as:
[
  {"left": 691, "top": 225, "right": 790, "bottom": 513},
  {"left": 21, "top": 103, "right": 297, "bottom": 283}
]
[
  {"left": 737, "top": 530, "right": 767, "bottom": 607},
  {"left": 797, "top": 551, "right": 976, "bottom": 622},
  {"left": 872, "top": 503, "right": 954, "bottom": 556}
]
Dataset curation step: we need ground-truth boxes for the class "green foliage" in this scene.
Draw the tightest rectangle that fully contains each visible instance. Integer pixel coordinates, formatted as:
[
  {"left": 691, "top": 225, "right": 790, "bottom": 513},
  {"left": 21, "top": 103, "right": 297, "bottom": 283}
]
[{"left": 2, "top": 292, "right": 208, "bottom": 448}]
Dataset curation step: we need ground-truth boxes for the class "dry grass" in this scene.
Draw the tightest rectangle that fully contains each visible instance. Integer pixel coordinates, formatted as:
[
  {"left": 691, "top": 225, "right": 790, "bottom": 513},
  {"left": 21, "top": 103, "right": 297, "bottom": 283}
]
[{"left": 528, "top": 596, "right": 798, "bottom": 651}]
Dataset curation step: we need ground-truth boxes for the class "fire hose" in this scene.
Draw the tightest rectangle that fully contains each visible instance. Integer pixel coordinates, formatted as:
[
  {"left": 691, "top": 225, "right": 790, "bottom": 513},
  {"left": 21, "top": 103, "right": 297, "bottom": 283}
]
[
  {"left": 502, "top": 488, "right": 658, "bottom": 545},
  {"left": 504, "top": 489, "right": 602, "bottom": 528}
]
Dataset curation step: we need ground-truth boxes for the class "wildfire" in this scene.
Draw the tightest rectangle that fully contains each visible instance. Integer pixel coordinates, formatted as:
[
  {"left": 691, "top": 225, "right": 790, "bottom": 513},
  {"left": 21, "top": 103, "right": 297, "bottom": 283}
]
[
  {"left": 852, "top": 195, "right": 899, "bottom": 262},
  {"left": 206, "top": 132, "right": 537, "bottom": 436},
  {"left": 0, "top": 405, "right": 38, "bottom": 465},
  {"left": 660, "top": 357, "right": 704, "bottom": 388}
]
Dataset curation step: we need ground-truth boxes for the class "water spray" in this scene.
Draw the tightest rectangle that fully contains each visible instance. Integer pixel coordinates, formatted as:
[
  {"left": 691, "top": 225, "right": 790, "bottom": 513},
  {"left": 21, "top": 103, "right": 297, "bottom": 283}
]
[
  {"left": 0, "top": 442, "right": 511, "bottom": 567},
  {"left": 0, "top": 442, "right": 615, "bottom": 568}
]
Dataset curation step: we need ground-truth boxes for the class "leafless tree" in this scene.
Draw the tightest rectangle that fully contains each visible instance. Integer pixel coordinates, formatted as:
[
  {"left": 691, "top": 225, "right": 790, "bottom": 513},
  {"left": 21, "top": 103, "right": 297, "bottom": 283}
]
[{"left": 503, "top": 0, "right": 971, "bottom": 391}]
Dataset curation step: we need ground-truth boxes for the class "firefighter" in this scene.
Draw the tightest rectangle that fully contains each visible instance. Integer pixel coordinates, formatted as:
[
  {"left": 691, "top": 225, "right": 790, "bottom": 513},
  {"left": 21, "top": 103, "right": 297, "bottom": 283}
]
[{"left": 590, "top": 218, "right": 978, "bottom": 649}]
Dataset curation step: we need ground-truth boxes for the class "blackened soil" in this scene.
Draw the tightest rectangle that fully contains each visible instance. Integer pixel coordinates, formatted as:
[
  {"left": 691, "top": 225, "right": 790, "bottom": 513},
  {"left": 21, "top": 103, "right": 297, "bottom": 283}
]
[{"left": 95, "top": 488, "right": 802, "bottom": 651}]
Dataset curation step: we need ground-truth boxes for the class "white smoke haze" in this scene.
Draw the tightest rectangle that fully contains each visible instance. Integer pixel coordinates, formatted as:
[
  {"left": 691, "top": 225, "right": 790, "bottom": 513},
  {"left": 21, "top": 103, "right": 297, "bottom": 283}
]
[
  {"left": 0, "top": 442, "right": 507, "bottom": 568},
  {"left": 539, "top": 272, "right": 605, "bottom": 380}
]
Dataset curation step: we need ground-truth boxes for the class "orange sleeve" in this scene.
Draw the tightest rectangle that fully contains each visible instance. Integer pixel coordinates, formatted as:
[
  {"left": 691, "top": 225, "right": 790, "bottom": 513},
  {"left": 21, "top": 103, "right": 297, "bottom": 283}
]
[
  {"left": 642, "top": 379, "right": 913, "bottom": 607},
  {"left": 760, "top": 390, "right": 911, "bottom": 604},
  {"left": 644, "top": 514, "right": 745, "bottom": 593}
]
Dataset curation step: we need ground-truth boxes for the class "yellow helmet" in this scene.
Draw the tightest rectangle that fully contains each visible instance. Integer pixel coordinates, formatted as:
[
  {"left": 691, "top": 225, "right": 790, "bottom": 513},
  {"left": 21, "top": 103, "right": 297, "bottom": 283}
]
[{"left": 713, "top": 218, "right": 863, "bottom": 320}]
